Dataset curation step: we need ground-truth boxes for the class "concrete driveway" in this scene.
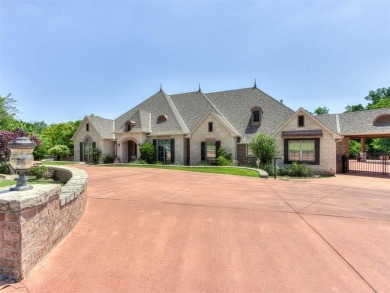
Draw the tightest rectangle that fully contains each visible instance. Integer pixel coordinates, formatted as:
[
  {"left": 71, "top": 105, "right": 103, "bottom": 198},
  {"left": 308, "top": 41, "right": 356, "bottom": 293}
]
[{"left": 4, "top": 166, "right": 390, "bottom": 292}]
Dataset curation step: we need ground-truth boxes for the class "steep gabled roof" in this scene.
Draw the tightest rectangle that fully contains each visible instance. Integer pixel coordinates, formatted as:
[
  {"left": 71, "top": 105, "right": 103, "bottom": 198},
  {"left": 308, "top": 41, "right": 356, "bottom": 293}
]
[
  {"left": 124, "top": 110, "right": 151, "bottom": 133},
  {"left": 115, "top": 90, "right": 188, "bottom": 135},
  {"left": 186, "top": 111, "right": 241, "bottom": 138},
  {"left": 273, "top": 108, "right": 341, "bottom": 139},
  {"left": 206, "top": 87, "right": 295, "bottom": 140},
  {"left": 315, "top": 108, "right": 390, "bottom": 136},
  {"left": 71, "top": 116, "right": 114, "bottom": 141}
]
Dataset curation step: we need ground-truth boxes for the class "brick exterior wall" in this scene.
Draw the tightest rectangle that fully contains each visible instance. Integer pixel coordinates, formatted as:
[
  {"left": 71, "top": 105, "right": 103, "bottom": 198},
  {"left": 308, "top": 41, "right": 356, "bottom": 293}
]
[
  {"left": 0, "top": 166, "right": 88, "bottom": 280},
  {"left": 189, "top": 114, "right": 237, "bottom": 165},
  {"left": 237, "top": 144, "right": 257, "bottom": 166},
  {"left": 274, "top": 111, "right": 338, "bottom": 175}
]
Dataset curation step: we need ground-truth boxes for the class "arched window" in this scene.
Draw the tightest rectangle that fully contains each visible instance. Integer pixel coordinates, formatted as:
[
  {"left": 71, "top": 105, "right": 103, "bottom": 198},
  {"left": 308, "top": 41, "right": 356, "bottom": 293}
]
[
  {"left": 251, "top": 107, "right": 262, "bottom": 125},
  {"left": 373, "top": 114, "right": 390, "bottom": 126},
  {"left": 157, "top": 115, "right": 168, "bottom": 124}
]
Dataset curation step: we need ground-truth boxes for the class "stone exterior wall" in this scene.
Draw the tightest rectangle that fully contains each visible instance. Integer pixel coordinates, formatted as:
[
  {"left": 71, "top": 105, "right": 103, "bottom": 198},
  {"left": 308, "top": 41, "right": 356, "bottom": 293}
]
[
  {"left": 237, "top": 144, "right": 257, "bottom": 166},
  {"left": 189, "top": 114, "right": 237, "bottom": 166},
  {"left": 274, "top": 112, "right": 338, "bottom": 175},
  {"left": 73, "top": 120, "right": 105, "bottom": 162},
  {"left": 147, "top": 135, "right": 186, "bottom": 165},
  {"left": 336, "top": 137, "right": 349, "bottom": 173},
  {"left": 0, "top": 166, "right": 88, "bottom": 280}
]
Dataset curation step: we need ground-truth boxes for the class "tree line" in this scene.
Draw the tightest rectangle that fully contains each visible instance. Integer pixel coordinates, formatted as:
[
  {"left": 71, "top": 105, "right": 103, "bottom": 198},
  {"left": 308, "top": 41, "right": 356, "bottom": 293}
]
[
  {"left": 312, "top": 86, "right": 390, "bottom": 155},
  {"left": 0, "top": 93, "right": 81, "bottom": 162}
]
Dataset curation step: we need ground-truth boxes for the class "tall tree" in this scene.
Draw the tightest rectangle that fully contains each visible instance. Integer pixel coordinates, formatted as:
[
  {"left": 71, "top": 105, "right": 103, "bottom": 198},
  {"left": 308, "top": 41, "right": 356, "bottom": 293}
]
[
  {"left": 41, "top": 120, "right": 81, "bottom": 153},
  {"left": 0, "top": 94, "right": 18, "bottom": 130},
  {"left": 345, "top": 104, "right": 365, "bottom": 112},
  {"left": 313, "top": 106, "right": 329, "bottom": 115},
  {"left": 365, "top": 87, "right": 390, "bottom": 109}
]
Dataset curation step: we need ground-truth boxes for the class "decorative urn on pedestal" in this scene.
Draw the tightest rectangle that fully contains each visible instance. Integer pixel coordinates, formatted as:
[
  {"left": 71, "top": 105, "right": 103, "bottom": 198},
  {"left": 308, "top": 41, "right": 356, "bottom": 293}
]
[{"left": 8, "top": 134, "right": 36, "bottom": 191}]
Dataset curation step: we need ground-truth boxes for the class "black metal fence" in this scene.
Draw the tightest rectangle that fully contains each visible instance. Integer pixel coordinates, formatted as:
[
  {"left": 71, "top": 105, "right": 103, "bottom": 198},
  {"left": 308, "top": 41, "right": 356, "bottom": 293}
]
[{"left": 343, "top": 153, "right": 389, "bottom": 176}]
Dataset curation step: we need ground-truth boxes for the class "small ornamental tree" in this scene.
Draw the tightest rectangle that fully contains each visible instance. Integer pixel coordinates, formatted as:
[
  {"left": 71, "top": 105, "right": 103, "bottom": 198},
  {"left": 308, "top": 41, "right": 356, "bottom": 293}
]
[
  {"left": 48, "top": 145, "right": 71, "bottom": 161},
  {"left": 248, "top": 133, "right": 279, "bottom": 166},
  {"left": 140, "top": 142, "right": 156, "bottom": 164},
  {"left": 0, "top": 128, "right": 42, "bottom": 162}
]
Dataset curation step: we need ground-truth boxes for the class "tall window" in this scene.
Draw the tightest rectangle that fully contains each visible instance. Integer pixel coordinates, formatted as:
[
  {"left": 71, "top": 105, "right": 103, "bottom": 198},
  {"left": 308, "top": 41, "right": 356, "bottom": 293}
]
[
  {"left": 208, "top": 122, "right": 213, "bottom": 132},
  {"left": 287, "top": 140, "right": 316, "bottom": 163},
  {"left": 157, "top": 139, "right": 171, "bottom": 162},
  {"left": 251, "top": 107, "right": 262, "bottom": 125},
  {"left": 206, "top": 141, "right": 216, "bottom": 164},
  {"left": 86, "top": 123, "right": 89, "bottom": 131},
  {"left": 298, "top": 115, "right": 305, "bottom": 127},
  {"left": 83, "top": 138, "right": 93, "bottom": 162},
  {"left": 253, "top": 111, "right": 260, "bottom": 122},
  {"left": 247, "top": 145, "right": 254, "bottom": 157}
]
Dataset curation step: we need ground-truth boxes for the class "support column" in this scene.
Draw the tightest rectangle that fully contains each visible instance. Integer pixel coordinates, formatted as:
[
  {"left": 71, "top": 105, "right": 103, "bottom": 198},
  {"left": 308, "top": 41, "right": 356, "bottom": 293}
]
[{"left": 360, "top": 138, "right": 367, "bottom": 162}]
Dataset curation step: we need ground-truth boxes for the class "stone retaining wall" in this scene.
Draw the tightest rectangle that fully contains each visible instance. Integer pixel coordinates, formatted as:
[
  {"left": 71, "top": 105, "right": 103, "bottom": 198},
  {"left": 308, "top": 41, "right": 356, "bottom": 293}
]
[{"left": 0, "top": 166, "right": 88, "bottom": 280}]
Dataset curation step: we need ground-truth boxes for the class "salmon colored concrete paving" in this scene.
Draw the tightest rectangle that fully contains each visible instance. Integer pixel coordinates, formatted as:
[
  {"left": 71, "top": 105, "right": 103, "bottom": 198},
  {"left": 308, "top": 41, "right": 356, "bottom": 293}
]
[{"left": 3, "top": 166, "right": 389, "bottom": 292}]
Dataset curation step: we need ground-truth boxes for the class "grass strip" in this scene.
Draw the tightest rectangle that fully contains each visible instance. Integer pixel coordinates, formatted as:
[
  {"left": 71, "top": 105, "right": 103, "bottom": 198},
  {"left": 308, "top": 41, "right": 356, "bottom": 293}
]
[{"left": 103, "top": 164, "right": 260, "bottom": 178}]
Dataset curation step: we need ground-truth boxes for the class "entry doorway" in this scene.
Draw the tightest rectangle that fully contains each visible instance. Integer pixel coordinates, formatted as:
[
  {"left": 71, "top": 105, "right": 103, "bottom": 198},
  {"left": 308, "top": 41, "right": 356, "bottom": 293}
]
[{"left": 128, "top": 141, "right": 137, "bottom": 162}]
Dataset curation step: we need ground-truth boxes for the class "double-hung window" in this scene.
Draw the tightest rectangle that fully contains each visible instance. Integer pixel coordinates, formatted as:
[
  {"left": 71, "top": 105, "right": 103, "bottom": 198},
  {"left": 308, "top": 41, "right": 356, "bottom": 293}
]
[{"left": 285, "top": 139, "right": 319, "bottom": 164}]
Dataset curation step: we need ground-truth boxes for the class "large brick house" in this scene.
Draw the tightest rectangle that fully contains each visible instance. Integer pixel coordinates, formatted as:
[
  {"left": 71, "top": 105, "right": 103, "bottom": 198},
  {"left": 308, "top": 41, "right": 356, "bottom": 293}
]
[{"left": 71, "top": 85, "right": 390, "bottom": 174}]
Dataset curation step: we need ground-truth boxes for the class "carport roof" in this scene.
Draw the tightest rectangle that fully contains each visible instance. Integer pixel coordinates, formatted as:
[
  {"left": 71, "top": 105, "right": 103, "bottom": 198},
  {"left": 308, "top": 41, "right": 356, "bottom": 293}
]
[{"left": 315, "top": 108, "right": 390, "bottom": 138}]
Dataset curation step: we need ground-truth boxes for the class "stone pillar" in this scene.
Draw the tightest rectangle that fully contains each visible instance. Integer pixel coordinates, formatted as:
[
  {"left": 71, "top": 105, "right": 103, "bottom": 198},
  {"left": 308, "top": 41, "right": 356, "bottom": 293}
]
[
  {"left": 336, "top": 137, "right": 349, "bottom": 173},
  {"left": 360, "top": 138, "right": 367, "bottom": 162}
]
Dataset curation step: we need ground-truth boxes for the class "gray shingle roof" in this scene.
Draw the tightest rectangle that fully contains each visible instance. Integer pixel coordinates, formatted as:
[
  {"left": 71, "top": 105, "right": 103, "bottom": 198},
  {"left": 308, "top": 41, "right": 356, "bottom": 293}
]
[
  {"left": 87, "top": 116, "right": 114, "bottom": 139},
  {"left": 115, "top": 91, "right": 187, "bottom": 135},
  {"left": 206, "top": 87, "right": 295, "bottom": 140},
  {"left": 315, "top": 108, "right": 390, "bottom": 136}
]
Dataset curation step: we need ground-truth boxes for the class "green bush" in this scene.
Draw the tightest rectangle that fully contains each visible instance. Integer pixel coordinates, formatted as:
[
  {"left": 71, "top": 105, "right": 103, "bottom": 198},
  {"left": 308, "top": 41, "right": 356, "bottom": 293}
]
[
  {"left": 91, "top": 148, "right": 101, "bottom": 164},
  {"left": 197, "top": 161, "right": 211, "bottom": 166},
  {"left": 140, "top": 142, "right": 156, "bottom": 164},
  {"left": 0, "top": 162, "right": 11, "bottom": 175},
  {"left": 216, "top": 148, "right": 235, "bottom": 166},
  {"left": 103, "top": 154, "right": 115, "bottom": 164},
  {"left": 33, "top": 144, "right": 47, "bottom": 160},
  {"left": 248, "top": 134, "right": 279, "bottom": 166},
  {"left": 27, "top": 166, "right": 52, "bottom": 179},
  {"left": 132, "top": 159, "right": 147, "bottom": 164},
  {"left": 286, "top": 162, "right": 313, "bottom": 177},
  {"left": 48, "top": 145, "right": 71, "bottom": 161}
]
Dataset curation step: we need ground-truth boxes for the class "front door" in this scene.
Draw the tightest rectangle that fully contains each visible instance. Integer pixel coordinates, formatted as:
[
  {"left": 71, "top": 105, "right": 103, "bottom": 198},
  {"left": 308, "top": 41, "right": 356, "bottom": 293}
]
[{"left": 127, "top": 141, "right": 137, "bottom": 162}]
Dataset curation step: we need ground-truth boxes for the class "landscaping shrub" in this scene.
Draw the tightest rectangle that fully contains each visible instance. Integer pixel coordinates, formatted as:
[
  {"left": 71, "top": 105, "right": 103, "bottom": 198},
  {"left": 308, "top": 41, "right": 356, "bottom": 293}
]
[
  {"left": 216, "top": 148, "right": 235, "bottom": 166},
  {"left": 248, "top": 133, "right": 279, "bottom": 166},
  {"left": 0, "top": 162, "right": 10, "bottom": 174},
  {"left": 140, "top": 142, "right": 156, "bottom": 164},
  {"left": 286, "top": 162, "right": 313, "bottom": 177},
  {"left": 197, "top": 161, "right": 211, "bottom": 166},
  {"left": 48, "top": 145, "right": 71, "bottom": 161},
  {"left": 27, "top": 165, "right": 53, "bottom": 179},
  {"left": 91, "top": 148, "right": 101, "bottom": 164},
  {"left": 103, "top": 154, "right": 115, "bottom": 164}
]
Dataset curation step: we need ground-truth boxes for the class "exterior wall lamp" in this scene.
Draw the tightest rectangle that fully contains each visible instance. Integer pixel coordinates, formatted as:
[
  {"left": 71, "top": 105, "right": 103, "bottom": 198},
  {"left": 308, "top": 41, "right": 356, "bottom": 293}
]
[{"left": 8, "top": 134, "right": 36, "bottom": 191}]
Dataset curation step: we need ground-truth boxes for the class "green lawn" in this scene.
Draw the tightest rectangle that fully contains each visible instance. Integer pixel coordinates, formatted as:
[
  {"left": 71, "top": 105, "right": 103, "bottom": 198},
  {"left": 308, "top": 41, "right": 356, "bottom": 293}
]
[
  {"left": 104, "top": 164, "right": 260, "bottom": 177},
  {"left": 0, "top": 179, "right": 63, "bottom": 188},
  {"left": 42, "top": 161, "right": 76, "bottom": 166}
]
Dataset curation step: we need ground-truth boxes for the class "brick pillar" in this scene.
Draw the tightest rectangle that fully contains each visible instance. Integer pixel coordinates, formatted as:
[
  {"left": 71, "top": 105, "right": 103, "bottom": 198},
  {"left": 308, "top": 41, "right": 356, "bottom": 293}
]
[
  {"left": 336, "top": 137, "right": 349, "bottom": 173},
  {"left": 360, "top": 138, "right": 367, "bottom": 161}
]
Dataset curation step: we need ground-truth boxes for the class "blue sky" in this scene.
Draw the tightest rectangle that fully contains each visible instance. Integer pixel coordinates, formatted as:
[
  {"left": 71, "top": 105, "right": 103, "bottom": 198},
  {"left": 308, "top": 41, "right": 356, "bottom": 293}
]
[{"left": 0, "top": 0, "right": 389, "bottom": 124}]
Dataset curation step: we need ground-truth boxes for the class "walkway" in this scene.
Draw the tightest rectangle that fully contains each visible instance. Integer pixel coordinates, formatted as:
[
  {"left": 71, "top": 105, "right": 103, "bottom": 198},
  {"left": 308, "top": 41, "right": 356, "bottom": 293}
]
[{"left": 4, "top": 166, "right": 390, "bottom": 292}]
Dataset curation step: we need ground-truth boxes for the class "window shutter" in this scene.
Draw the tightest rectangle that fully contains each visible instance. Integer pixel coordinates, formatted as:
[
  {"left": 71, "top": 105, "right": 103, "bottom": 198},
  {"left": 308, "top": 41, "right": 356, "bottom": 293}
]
[
  {"left": 170, "top": 138, "right": 175, "bottom": 163},
  {"left": 80, "top": 142, "right": 83, "bottom": 162},
  {"left": 201, "top": 142, "right": 206, "bottom": 162},
  {"left": 92, "top": 142, "right": 96, "bottom": 149},
  {"left": 216, "top": 141, "right": 221, "bottom": 157}
]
